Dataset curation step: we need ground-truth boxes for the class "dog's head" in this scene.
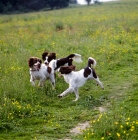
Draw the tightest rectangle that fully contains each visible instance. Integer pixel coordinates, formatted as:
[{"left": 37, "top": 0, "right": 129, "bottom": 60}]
[
  {"left": 59, "top": 65, "right": 76, "bottom": 74},
  {"left": 42, "top": 51, "right": 56, "bottom": 65},
  {"left": 28, "top": 57, "right": 42, "bottom": 70}
]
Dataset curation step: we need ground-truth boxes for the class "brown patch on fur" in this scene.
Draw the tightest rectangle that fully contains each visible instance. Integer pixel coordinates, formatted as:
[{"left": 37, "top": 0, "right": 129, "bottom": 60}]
[
  {"left": 84, "top": 67, "right": 91, "bottom": 78},
  {"left": 59, "top": 65, "right": 76, "bottom": 74},
  {"left": 92, "top": 68, "right": 97, "bottom": 78},
  {"left": 84, "top": 67, "right": 97, "bottom": 78},
  {"left": 68, "top": 59, "right": 73, "bottom": 66},
  {"left": 47, "top": 66, "right": 52, "bottom": 74},
  {"left": 55, "top": 56, "right": 74, "bottom": 70},
  {"left": 88, "top": 59, "right": 94, "bottom": 67}
]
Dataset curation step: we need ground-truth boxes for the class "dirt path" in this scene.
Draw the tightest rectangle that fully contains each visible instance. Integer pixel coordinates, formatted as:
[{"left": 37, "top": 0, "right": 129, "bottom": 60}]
[{"left": 59, "top": 106, "right": 106, "bottom": 140}]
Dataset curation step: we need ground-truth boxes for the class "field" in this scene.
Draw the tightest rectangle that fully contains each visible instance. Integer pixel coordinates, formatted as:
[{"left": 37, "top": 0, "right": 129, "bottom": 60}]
[{"left": 0, "top": 0, "right": 138, "bottom": 139}]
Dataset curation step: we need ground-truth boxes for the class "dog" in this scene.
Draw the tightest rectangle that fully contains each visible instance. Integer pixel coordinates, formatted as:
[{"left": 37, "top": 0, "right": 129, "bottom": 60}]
[
  {"left": 42, "top": 52, "right": 83, "bottom": 71},
  {"left": 28, "top": 57, "right": 55, "bottom": 88},
  {"left": 57, "top": 57, "right": 104, "bottom": 101}
]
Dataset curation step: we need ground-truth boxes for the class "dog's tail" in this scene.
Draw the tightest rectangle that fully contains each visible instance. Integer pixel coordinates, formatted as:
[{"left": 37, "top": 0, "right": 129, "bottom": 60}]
[
  {"left": 67, "top": 53, "right": 83, "bottom": 63},
  {"left": 88, "top": 57, "right": 97, "bottom": 67}
]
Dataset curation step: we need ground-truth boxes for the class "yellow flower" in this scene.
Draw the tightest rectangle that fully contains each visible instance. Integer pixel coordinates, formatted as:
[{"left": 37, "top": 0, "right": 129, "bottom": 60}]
[
  {"left": 130, "top": 128, "right": 134, "bottom": 132},
  {"left": 101, "top": 137, "right": 104, "bottom": 139},
  {"left": 130, "top": 126, "right": 135, "bottom": 131},
  {"left": 126, "top": 122, "right": 129, "bottom": 125},
  {"left": 108, "top": 133, "right": 111, "bottom": 136},
  {"left": 120, "top": 125, "right": 123, "bottom": 128},
  {"left": 116, "top": 133, "right": 120, "bottom": 137},
  {"left": 127, "top": 117, "right": 130, "bottom": 121}
]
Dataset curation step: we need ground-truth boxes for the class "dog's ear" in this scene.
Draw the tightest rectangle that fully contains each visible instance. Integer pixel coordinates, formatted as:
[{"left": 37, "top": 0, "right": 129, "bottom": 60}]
[
  {"left": 70, "top": 65, "right": 76, "bottom": 71},
  {"left": 38, "top": 58, "right": 42, "bottom": 64},
  {"left": 59, "top": 67, "right": 65, "bottom": 74},
  {"left": 42, "top": 52, "right": 48, "bottom": 61},
  {"left": 48, "top": 53, "right": 56, "bottom": 62},
  {"left": 50, "top": 53, "right": 56, "bottom": 58},
  {"left": 28, "top": 58, "right": 34, "bottom": 67},
  {"left": 60, "top": 66, "right": 74, "bottom": 74}
]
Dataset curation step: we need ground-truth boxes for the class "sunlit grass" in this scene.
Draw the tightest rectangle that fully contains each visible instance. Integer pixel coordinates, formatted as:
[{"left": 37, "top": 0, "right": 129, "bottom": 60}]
[{"left": 0, "top": 0, "right": 138, "bottom": 139}]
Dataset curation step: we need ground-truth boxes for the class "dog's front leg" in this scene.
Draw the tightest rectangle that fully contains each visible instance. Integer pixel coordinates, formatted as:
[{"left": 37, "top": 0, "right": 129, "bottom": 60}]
[
  {"left": 58, "top": 87, "right": 74, "bottom": 98},
  {"left": 30, "top": 76, "right": 35, "bottom": 86},
  {"left": 94, "top": 77, "right": 104, "bottom": 90},
  {"left": 49, "top": 74, "right": 55, "bottom": 89},
  {"left": 38, "top": 77, "right": 46, "bottom": 87}
]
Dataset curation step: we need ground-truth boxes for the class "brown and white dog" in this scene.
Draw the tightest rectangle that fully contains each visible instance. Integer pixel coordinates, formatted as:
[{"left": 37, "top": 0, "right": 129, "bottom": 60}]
[
  {"left": 58, "top": 57, "right": 104, "bottom": 101},
  {"left": 28, "top": 57, "right": 55, "bottom": 88},
  {"left": 42, "top": 51, "right": 83, "bottom": 71}
]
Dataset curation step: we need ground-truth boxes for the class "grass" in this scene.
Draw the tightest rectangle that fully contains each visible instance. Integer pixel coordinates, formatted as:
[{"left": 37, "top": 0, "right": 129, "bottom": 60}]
[{"left": 0, "top": 0, "right": 138, "bottom": 139}]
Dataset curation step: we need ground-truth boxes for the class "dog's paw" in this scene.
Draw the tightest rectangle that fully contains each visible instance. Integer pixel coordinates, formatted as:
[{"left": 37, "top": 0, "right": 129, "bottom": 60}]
[
  {"left": 57, "top": 94, "right": 63, "bottom": 98},
  {"left": 72, "top": 98, "right": 79, "bottom": 102}
]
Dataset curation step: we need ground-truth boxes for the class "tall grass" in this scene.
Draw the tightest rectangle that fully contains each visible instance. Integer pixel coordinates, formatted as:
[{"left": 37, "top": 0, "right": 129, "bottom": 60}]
[{"left": 0, "top": 0, "right": 138, "bottom": 139}]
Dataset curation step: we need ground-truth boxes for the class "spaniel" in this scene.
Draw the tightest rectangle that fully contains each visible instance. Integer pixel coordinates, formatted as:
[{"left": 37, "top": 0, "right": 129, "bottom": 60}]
[
  {"left": 28, "top": 57, "right": 55, "bottom": 88},
  {"left": 42, "top": 51, "right": 83, "bottom": 71},
  {"left": 57, "top": 57, "right": 104, "bottom": 101}
]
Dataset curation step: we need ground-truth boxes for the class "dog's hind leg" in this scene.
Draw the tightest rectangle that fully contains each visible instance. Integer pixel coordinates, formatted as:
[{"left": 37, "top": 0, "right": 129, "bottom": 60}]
[{"left": 73, "top": 88, "right": 79, "bottom": 101}]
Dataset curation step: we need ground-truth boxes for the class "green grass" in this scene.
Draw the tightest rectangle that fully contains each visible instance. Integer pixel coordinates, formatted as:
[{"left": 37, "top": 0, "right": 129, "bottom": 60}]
[{"left": 0, "top": 0, "right": 138, "bottom": 139}]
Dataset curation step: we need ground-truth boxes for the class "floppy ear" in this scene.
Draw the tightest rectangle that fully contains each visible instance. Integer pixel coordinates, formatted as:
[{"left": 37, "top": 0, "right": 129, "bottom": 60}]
[
  {"left": 50, "top": 53, "right": 56, "bottom": 59},
  {"left": 38, "top": 58, "right": 42, "bottom": 64},
  {"left": 70, "top": 65, "right": 76, "bottom": 71},
  {"left": 59, "top": 67, "right": 66, "bottom": 74},
  {"left": 59, "top": 65, "right": 75, "bottom": 74},
  {"left": 28, "top": 58, "right": 34, "bottom": 67},
  {"left": 42, "top": 51, "right": 48, "bottom": 61},
  {"left": 48, "top": 53, "right": 56, "bottom": 62}
]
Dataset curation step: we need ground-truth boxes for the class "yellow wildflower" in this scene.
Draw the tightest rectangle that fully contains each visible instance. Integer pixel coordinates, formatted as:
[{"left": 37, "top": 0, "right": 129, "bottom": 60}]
[{"left": 116, "top": 133, "right": 120, "bottom": 137}]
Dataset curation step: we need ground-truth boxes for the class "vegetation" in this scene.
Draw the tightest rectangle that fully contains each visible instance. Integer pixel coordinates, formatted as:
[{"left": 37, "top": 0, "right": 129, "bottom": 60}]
[
  {"left": 0, "top": 0, "right": 138, "bottom": 139},
  {"left": 85, "top": 0, "right": 92, "bottom": 5},
  {"left": 0, "top": 0, "right": 70, "bottom": 13}
]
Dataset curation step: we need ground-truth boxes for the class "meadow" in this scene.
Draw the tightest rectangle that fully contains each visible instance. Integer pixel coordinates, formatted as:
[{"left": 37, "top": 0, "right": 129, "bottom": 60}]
[{"left": 0, "top": 0, "right": 138, "bottom": 139}]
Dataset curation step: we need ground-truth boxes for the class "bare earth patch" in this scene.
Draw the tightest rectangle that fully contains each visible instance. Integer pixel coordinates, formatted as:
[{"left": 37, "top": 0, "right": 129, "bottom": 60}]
[
  {"left": 59, "top": 106, "right": 107, "bottom": 140},
  {"left": 70, "top": 121, "right": 90, "bottom": 135},
  {"left": 97, "top": 106, "right": 107, "bottom": 113}
]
